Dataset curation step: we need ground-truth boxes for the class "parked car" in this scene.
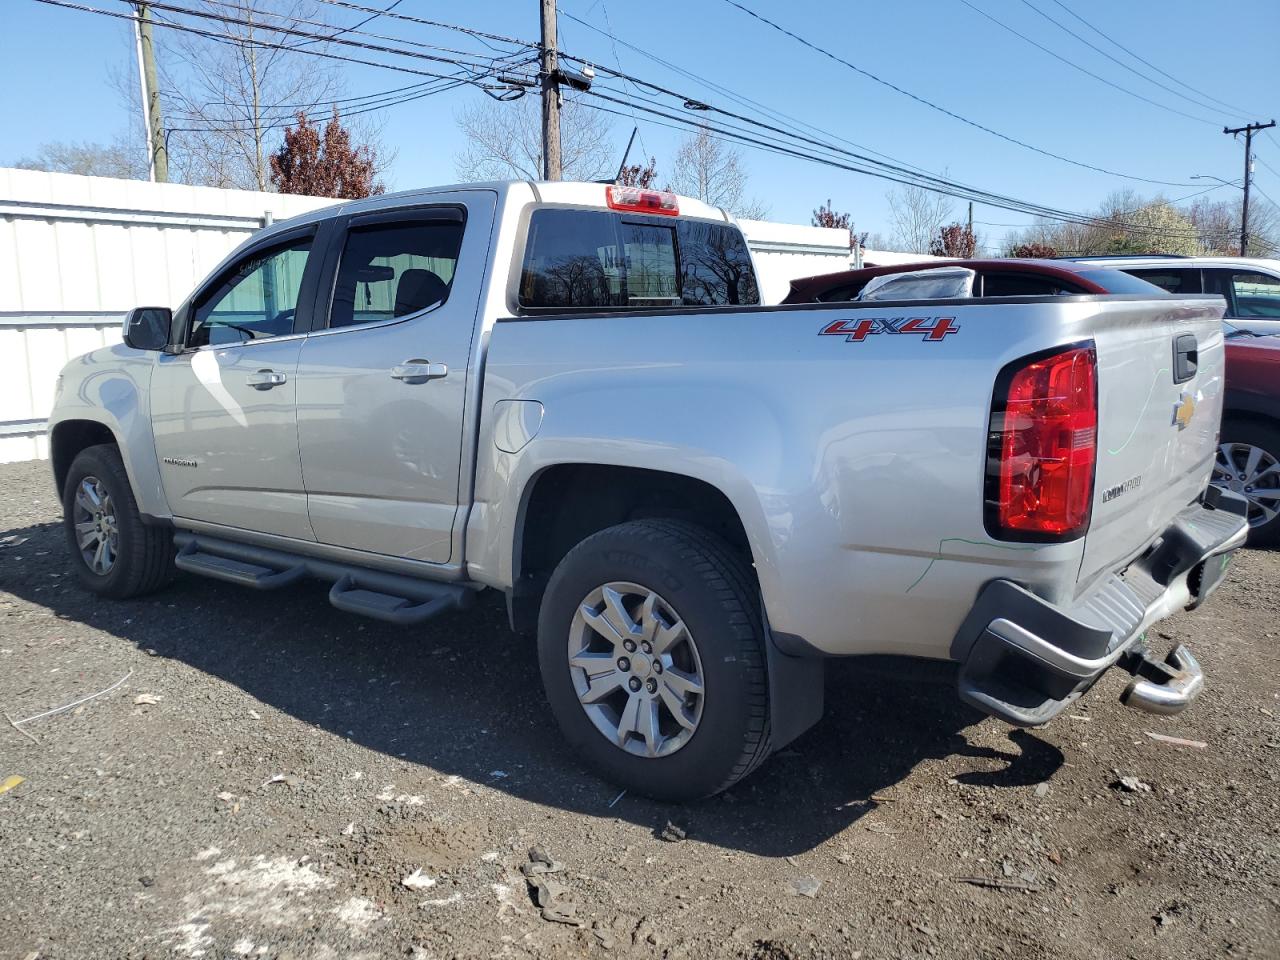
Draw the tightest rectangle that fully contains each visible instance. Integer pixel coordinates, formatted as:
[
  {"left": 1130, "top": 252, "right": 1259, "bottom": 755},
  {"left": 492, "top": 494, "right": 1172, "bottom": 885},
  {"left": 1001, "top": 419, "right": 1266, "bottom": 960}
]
[
  {"left": 782, "top": 257, "right": 1167, "bottom": 303},
  {"left": 1066, "top": 255, "right": 1280, "bottom": 335},
  {"left": 48, "top": 183, "right": 1246, "bottom": 800},
  {"left": 1220, "top": 332, "right": 1280, "bottom": 543}
]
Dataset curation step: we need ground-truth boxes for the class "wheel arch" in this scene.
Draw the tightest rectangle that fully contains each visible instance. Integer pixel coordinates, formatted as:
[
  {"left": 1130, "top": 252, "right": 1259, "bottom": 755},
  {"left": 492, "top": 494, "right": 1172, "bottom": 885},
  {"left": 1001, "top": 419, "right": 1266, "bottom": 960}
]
[
  {"left": 50, "top": 419, "right": 119, "bottom": 497},
  {"left": 509, "top": 462, "right": 755, "bottom": 636}
]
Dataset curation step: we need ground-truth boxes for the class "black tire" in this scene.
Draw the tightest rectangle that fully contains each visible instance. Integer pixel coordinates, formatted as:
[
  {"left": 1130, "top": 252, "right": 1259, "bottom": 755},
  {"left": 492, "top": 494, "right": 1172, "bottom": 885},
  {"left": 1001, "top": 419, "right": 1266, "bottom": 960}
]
[
  {"left": 536, "top": 519, "right": 771, "bottom": 801},
  {"left": 1218, "top": 419, "right": 1280, "bottom": 546},
  {"left": 62, "top": 444, "right": 174, "bottom": 598}
]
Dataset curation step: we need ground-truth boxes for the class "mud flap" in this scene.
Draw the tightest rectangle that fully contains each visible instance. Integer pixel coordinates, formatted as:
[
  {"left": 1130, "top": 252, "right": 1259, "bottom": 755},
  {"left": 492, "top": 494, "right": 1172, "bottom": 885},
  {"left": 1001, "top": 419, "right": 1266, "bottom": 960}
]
[{"left": 764, "top": 626, "right": 825, "bottom": 750}]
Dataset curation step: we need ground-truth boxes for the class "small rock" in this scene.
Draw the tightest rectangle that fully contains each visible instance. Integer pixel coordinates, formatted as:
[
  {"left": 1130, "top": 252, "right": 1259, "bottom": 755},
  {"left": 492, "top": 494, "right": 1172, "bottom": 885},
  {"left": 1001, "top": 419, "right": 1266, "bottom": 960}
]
[
  {"left": 402, "top": 868, "right": 436, "bottom": 890},
  {"left": 1034, "top": 782, "right": 1050, "bottom": 798},
  {"left": 1112, "top": 776, "right": 1151, "bottom": 793},
  {"left": 139, "top": 875, "right": 155, "bottom": 888},
  {"left": 659, "top": 821, "right": 687, "bottom": 843},
  {"left": 134, "top": 693, "right": 161, "bottom": 705}
]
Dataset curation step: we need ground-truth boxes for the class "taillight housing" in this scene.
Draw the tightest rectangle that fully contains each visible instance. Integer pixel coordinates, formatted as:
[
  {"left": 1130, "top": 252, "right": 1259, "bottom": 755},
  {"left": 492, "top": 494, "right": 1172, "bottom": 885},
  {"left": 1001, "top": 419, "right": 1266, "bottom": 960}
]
[
  {"left": 606, "top": 185, "right": 679, "bottom": 216},
  {"left": 985, "top": 343, "right": 1098, "bottom": 541}
]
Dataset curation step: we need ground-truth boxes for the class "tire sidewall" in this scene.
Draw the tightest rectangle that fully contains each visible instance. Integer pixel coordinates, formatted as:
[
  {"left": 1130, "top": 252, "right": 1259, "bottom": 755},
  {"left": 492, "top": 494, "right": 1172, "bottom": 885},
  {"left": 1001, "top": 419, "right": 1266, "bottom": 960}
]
[{"left": 537, "top": 524, "right": 764, "bottom": 801}]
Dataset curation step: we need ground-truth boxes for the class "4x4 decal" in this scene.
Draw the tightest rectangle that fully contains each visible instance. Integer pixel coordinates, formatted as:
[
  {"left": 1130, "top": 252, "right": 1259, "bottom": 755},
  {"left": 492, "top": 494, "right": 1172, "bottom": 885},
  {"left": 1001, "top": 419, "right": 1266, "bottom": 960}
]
[{"left": 819, "top": 316, "right": 959, "bottom": 342}]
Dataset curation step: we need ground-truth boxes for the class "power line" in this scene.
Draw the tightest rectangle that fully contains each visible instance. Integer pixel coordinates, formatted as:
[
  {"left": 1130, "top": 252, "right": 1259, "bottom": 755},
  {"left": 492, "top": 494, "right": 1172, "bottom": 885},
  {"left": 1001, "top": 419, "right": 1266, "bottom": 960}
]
[
  {"left": 719, "top": 0, "right": 1199, "bottom": 187},
  {"left": 288, "top": 0, "right": 401, "bottom": 50},
  {"left": 310, "top": 0, "right": 539, "bottom": 52},
  {"left": 958, "top": 0, "right": 1219, "bottom": 126},
  {"left": 576, "top": 85, "right": 1213, "bottom": 241},
  {"left": 34, "top": 0, "right": 521, "bottom": 91},
  {"left": 1042, "top": 0, "right": 1265, "bottom": 120}
]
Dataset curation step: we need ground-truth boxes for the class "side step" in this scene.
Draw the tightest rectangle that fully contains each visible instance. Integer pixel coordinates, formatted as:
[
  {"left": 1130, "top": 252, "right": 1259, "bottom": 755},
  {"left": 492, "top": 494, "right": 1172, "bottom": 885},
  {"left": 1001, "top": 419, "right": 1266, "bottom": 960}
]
[
  {"left": 172, "top": 531, "right": 476, "bottom": 625},
  {"left": 176, "top": 542, "right": 306, "bottom": 590}
]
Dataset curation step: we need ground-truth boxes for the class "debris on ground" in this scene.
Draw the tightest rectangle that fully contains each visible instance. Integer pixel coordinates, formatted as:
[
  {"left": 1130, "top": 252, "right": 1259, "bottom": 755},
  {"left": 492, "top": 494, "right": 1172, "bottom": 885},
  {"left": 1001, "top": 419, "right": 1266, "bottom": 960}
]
[
  {"left": 401, "top": 868, "right": 436, "bottom": 890},
  {"left": 955, "top": 876, "right": 1043, "bottom": 893},
  {"left": 1145, "top": 731, "right": 1208, "bottom": 750},
  {"left": 1, "top": 774, "right": 26, "bottom": 795},
  {"left": 1034, "top": 782, "right": 1051, "bottom": 798},
  {"left": 134, "top": 693, "right": 161, "bottom": 706},
  {"left": 659, "top": 821, "right": 687, "bottom": 842},
  {"left": 789, "top": 876, "right": 822, "bottom": 898},
  {"left": 262, "top": 773, "right": 299, "bottom": 789},
  {"left": 1111, "top": 775, "right": 1152, "bottom": 793},
  {"left": 520, "top": 846, "right": 564, "bottom": 877},
  {"left": 521, "top": 848, "right": 582, "bottom": 927}
]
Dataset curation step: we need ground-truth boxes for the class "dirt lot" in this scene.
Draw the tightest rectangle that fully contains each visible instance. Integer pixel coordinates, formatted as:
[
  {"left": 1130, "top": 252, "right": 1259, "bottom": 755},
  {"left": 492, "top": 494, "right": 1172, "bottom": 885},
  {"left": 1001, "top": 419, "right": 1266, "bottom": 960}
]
[{"left": 1, "top": 457, "right": 1277, "bottom": 960}]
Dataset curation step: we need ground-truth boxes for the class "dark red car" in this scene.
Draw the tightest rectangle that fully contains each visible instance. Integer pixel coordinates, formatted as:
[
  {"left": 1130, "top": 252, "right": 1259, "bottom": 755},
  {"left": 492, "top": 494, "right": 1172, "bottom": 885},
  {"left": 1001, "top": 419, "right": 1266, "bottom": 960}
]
[{"left": 785, "top": 259, "right": 1280, "bottom": 543}]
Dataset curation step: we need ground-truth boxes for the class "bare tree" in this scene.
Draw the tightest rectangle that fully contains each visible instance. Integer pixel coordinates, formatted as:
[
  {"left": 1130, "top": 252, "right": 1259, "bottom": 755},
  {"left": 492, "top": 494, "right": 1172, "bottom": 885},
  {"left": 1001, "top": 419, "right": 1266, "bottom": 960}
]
[
  {"left": 454, "top": 95, "right": 616, "bottom": 182},
  {"left": 158, "top": 1, "right": 347, "bottom": 190},
  {"left": 14, "top": 139, "right": 149, "bottom": 180},
  {"left": 667, "top": 126, "right": 767, "bottom": 220},
  {"left": 887, "top": 184, "right": 953, "bottom": 254}
]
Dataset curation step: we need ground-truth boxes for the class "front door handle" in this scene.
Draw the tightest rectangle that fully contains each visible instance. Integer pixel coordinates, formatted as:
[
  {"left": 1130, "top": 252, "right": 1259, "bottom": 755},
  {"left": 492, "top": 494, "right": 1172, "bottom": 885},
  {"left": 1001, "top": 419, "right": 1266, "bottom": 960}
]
[
  {"left": 246, "top": 369, "right": 287, "bottom": 390},
  {"left": 390, "top": 360, "right": 448, "bottom": 385}
]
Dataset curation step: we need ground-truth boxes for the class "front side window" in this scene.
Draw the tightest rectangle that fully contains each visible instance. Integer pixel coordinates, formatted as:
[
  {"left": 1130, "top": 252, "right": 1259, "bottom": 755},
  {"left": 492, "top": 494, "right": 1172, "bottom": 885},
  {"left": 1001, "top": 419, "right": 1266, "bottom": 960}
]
[
  {"left": 519, "top": 208, "right": 759, "bottom": 310},
  {"left": 1229, "top": 271, "right": 1280, "bottom": 318},
  {"left": 329, "top": 218, "right": 465, "bottom": 329},
  {"left": 190, "top": 238, "right": 312, "bottom": 348}
]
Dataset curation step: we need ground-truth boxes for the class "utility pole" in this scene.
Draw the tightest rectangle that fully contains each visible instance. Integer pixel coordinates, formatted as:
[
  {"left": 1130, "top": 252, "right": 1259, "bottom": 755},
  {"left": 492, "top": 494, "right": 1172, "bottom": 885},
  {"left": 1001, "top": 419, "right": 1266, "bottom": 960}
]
[
  {"left": 1224, "top": 120, "right": 1275, "bottom": 256},
  {"left": 134, "top": 3, "right": 168, "bottom": 182},
  {"left": 539, "top": 0, "right": 561, "bottom": 181},
  {"left": 967, "top": 201, "right": 974, "bottom": 237}
]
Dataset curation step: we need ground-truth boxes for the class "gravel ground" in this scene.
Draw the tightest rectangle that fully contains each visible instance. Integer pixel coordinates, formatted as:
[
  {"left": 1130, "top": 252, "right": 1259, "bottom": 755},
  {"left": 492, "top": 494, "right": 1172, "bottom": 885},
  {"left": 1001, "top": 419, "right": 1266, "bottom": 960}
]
[{"left": 1, "top": 456, "right": 1277, "bottom": 960}]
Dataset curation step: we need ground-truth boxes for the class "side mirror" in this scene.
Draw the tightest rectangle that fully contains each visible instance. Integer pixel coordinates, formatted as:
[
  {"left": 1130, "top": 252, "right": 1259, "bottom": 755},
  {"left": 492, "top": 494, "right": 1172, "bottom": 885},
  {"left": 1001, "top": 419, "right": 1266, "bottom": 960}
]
[{"left": 122, "top": 307, "right": 172, "bottom": 351}]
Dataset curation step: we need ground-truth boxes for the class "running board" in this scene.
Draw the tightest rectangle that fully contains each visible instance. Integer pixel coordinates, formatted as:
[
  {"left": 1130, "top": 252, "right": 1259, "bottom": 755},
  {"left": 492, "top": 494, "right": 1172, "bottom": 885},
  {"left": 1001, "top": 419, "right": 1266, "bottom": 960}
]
[{"left": 172, "top": 531, "right": 476, "bottom": 625}]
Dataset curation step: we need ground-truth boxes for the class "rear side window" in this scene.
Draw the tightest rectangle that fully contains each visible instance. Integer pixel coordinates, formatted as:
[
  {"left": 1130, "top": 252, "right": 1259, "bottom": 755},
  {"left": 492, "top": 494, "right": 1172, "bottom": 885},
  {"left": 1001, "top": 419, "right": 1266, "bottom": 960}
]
[
  {"left": 1228, "top": 271, "right": 1280, "bottom": 318},
  {"left": 1073, "top": 269, "right": 1168, "bottom": 295},
  {"left": 519, "top": 208, "right": 759, "bottom": 310},
  {"left": 1126, "top": 268, "right": 1203, "bottom": 294},
  {"left": 330, "top": 218, "right": 464, "bottom": 329}
]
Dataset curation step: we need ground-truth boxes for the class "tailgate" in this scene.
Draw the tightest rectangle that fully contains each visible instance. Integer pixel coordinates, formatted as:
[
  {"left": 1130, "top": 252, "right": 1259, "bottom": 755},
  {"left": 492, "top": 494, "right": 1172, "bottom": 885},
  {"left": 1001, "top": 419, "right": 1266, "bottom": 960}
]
[{"left": 1078, "top": 296, "right": 1227, "bottom": 589}]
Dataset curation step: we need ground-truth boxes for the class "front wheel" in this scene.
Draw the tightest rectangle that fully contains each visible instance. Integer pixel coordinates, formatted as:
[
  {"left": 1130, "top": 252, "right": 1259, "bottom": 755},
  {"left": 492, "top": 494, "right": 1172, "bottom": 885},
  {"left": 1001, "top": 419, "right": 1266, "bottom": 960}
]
[
  {"left": 62, "top": 444, "right": 174, "bottom": 598},
  {"left": 536, "top": 519, "right": 772, "bottom": 801},
  {"left": 1213, "top": 420, "right": 1280, "bottom": 546}
]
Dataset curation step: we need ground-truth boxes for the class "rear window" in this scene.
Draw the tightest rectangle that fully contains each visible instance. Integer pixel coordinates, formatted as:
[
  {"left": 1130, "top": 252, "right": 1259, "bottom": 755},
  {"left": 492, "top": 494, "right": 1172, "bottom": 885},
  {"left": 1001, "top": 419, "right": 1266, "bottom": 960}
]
[
  {"left": 518, "top": 208, "right": 759, "bottom": 310},
  {"left": 1074, "top": 269, "right": 1169, "bottom": 295}
]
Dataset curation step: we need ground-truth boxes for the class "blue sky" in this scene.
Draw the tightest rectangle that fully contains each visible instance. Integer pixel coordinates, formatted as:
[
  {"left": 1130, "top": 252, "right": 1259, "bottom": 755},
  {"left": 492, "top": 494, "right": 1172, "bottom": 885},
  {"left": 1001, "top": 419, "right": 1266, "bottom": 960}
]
[{"left": 2, "top": 0, "right": 1277, "bottom": 249}]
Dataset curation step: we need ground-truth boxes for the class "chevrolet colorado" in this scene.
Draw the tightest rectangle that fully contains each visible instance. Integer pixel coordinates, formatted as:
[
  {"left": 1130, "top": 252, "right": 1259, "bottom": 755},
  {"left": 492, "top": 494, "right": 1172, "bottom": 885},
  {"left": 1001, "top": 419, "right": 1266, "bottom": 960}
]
[{"left": 48, "top": 182, "right": 1248, "bottom": 799}]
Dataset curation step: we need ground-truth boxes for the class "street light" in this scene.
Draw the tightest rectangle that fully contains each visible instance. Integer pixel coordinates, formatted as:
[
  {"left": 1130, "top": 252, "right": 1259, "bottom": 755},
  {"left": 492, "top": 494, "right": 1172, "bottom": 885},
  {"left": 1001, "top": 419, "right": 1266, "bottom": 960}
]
[{"left": 1190, "top": 174, "right": 1244, "bottom": 190}]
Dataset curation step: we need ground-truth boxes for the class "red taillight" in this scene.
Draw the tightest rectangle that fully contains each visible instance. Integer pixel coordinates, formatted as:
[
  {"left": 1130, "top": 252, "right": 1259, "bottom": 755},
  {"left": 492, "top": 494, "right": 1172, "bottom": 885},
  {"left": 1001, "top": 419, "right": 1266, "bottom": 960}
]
[
  {"left": 606, "top": 185, "right": 679, "bottom": 216},
  {"left": 986, "top": 344, "right": 1098, "bottom": 541}
]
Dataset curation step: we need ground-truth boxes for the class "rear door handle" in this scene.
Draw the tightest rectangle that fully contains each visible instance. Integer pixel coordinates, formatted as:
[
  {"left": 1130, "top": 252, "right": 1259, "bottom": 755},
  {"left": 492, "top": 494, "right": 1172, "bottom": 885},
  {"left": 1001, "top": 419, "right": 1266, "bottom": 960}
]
[
  {"left": 246, "top": 369, "right": 287, "bottom": 390},
  {"left": 390, "top": 360, "right": 448, "bottom": 384}
]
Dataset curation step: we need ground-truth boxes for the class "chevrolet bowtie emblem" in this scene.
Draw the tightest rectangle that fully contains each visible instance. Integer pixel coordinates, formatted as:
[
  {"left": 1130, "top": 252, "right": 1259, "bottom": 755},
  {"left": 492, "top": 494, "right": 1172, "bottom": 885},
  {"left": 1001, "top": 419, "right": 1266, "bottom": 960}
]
[{"left": 1172, "top": 390, "right": 1197, "bottom": 430}]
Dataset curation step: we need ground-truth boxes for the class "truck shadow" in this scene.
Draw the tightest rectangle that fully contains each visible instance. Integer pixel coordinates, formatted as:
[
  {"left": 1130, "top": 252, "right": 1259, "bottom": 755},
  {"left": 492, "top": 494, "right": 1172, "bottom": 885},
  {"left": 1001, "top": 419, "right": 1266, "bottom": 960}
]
[{"left": 1, "top": 518, "right": 1063, "bottom": 857}]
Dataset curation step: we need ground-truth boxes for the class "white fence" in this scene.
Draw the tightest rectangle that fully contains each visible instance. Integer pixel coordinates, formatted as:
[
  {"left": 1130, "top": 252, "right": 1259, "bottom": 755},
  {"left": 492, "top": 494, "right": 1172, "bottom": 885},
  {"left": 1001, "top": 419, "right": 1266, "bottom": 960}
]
[
  {"left": 0, "top": 167, "right": 336, "bottom": 462},
  {"left": 0, "top": 168, "right": 856, "bottom": 463}
]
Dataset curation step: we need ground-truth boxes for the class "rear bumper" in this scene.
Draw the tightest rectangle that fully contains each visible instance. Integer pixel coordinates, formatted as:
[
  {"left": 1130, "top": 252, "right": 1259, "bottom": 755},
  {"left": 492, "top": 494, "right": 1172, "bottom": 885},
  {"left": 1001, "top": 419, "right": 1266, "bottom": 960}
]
[{"left": 953, "top": 486, "right": 1248, "bottom": 726}]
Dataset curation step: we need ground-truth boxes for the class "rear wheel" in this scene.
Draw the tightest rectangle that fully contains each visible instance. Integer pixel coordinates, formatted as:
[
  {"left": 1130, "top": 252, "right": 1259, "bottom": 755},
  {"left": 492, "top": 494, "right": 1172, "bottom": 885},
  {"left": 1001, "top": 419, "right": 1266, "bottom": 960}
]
[
  {"left": 536, "top": 519, "right": 771, "bottom": 801},
  {"left": 62, "top": 444, "right": 174, "bottom": 598},
  {"left": 1214, "top": 420, "right": 1280, "bottom": 545}
]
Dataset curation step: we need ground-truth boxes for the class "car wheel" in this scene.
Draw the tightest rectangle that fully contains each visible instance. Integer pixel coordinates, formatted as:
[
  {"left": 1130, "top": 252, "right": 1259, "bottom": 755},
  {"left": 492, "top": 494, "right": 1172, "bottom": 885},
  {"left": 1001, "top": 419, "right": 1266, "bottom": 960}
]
[
  {"left": 63, "top": 444, "right": 174, "bottom": 598},
  {"left": 537, "top": 519, "right": 771, "bottom": 801},
  {"left": 1213, "top": 420, "right": 1280, "bottom": 546}
]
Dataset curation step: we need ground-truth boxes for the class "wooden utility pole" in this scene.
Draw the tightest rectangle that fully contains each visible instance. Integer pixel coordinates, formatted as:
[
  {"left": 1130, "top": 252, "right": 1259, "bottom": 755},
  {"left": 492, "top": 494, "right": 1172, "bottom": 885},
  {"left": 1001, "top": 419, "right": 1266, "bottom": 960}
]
[
  {"left": 135, "top": 3, "right": 169, "bottom": 182},
  {"left": 1224, "top": 120, "right": 1275, "bottom": 256},
  {"left": 539, "top": 0, "right": 561, "bottom": 181}
]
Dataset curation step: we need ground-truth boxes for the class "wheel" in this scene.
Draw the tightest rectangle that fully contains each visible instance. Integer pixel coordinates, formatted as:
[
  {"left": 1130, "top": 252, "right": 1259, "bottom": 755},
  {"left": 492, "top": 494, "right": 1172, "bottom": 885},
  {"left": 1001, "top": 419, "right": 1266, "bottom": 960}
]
[
  {"left": 536, "top": 519, "right": 771, "bottom": 801},
  {"left": 62, "top": 444, "right": 174, "bottom": 598},
  {"left": 1213, "top": 420, "right": 1280, "bottom": 546}
]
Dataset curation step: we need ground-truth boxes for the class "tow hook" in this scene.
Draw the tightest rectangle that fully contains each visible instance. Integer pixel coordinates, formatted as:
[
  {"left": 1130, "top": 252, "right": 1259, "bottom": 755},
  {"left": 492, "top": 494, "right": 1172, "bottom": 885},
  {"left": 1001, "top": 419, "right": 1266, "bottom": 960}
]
[{"left": 1118, "top": 642, "right": 1204, "bottom": 716}]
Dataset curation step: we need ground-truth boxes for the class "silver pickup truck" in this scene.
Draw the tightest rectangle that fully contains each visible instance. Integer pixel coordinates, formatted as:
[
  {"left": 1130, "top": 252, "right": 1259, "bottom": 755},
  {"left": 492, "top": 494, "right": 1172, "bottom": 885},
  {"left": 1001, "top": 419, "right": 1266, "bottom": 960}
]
[{"left": 49, "top": 181, "right": 1248, "bottom": 800}]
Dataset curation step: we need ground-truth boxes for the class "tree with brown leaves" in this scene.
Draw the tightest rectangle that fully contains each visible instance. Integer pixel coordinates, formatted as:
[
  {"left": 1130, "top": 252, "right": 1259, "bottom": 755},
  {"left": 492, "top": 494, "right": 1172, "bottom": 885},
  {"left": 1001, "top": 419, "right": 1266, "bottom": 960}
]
[
  {"left": 930, "top": 222, "right": 978, "bottom": 258},
  {"left": 812, "top": 198, "right": 867, "bottom": 253},
  {"left": 270, "top": 109, "right": 384, "bottom": 199},
  {"left": 618, "top": 157, "right": 659, "bottom": 188},
  {"left": 1007, "top": 241, "right": 1060, "bottom": 259}
]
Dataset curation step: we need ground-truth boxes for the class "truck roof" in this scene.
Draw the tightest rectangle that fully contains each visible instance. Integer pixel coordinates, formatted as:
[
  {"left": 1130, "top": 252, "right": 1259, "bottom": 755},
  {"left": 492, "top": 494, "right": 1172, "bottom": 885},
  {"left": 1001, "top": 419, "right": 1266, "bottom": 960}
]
[
  {"left": 268, "top": 181, "right": 733, "bottom": 230},
  {"left": 786, "top": 257, "right": 1121, "bottom": 301}
]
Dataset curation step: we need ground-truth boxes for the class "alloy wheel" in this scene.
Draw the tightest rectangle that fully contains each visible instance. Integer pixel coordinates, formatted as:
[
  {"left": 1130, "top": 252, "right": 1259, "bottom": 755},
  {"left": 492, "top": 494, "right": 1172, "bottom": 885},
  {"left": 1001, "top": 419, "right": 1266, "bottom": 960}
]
[
  {"left": 72, "top": 476, "right": 119, "bottom": 575},
  {"left": 567, "top": 581, "right": 705, "bottom": 759},
  {"left": 1213, "top": 442, "right": 1280, "bottom": 529}
]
